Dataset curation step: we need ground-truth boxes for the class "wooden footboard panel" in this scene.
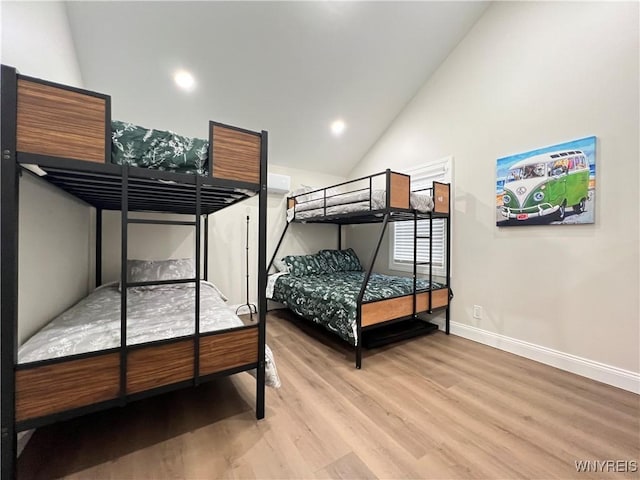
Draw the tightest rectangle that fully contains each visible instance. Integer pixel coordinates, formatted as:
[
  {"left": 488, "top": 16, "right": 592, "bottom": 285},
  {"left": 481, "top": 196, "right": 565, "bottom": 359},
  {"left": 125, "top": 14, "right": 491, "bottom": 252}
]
[
  {"left": 433, "top": 182, "right": 450, "bottom": 214},
  {"left": 199, "top": 328, "right": 258, "bottom": 376},
  {"left": 16, "top": 76, "right": 109, "bottom": 163},
  {"left": 15, "top": 353, "right": 119, "bottom": 422},
  {"left": 127, "top": 340, "right": 194, "bottom": 394},
  {"left": 210, "top": 122, "right": 261, "bottom": 184},
  {"left": 361, "top": 288, "right": 449, "bottom": 327}
]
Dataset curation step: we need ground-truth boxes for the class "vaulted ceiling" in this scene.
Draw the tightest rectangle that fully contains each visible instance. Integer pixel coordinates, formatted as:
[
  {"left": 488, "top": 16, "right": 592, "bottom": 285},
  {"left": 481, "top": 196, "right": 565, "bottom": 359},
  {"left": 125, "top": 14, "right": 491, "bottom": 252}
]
[{"left": 66, "top": 1, "right": 488, "bottom": 176}]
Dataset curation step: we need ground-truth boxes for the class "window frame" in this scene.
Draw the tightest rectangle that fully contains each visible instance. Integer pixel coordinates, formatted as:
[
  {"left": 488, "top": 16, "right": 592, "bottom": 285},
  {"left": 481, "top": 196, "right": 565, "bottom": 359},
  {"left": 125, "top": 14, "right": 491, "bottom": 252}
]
[{"left": 388, "top": 157, "right": 452, "bottom": 278}]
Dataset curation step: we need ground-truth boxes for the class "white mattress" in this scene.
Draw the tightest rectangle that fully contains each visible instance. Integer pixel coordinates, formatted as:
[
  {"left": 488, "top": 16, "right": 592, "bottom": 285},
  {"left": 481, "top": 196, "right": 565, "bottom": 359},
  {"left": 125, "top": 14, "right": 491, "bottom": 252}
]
[
  {"left": 18, "top": 282, "right": 280, "bottom": 387},
  {"left": 288, "top": 189, "right": 434, "bottom": 222}
]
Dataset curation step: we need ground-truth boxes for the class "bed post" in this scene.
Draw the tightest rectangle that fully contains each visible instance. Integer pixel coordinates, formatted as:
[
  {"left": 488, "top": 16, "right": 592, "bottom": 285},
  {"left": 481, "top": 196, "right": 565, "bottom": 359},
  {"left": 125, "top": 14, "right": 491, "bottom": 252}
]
[
  {"left": 428, "top": 210, "right": 433, "bottom": 315},
  {"left": 194, "top": 176, "right": 201, "bottom": 385},
  {"left": 1, "top": 64, "right": 19, "bottom": 480},
  {"left": 256, "top": 130, "right": 268, "bottom": 419},
  {"left": 204, "top": 214, "right": 209, "bottom": 281},
  {"left": 356, "top": 305, "right": 362, "bottom": 369},
  {"left": 119, "top": 166, "right": 128, "bottom": 404},
  {"left": 96, "top": 208, "right": 102, "bottom": 287},
  {"left": 384, "top": 169, "right": 391, "bottom": 210},
  {"left": 446, "top": 185, "right": 451, "bottom": 335},
  {"left": 412, "top": 211, "right": 417, "bottom": 317}
]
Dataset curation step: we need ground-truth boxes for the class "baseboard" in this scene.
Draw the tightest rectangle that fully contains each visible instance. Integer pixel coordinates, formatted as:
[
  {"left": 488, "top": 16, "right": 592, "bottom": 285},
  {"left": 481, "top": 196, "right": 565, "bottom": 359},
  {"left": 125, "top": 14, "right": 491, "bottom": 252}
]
[{"left": 449, "top": 321, "right": 640, "bottom": 394}]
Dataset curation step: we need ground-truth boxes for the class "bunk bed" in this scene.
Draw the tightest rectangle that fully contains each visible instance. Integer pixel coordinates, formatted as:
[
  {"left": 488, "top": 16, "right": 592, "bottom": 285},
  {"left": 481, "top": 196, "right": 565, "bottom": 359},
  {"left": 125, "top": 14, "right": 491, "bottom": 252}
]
[
  {"left": 0, "top": 65, "right": 271, "bottom": 479},
  {"left": 268, "top": 170, "right": 452, "bottom": 369}
]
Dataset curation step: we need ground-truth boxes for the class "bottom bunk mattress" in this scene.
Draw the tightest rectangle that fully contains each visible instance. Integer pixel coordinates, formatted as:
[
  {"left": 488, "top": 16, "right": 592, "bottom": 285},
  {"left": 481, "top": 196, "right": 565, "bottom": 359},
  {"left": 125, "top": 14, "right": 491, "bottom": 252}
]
[
  {"left": 18, "top": 282, "right": 280, "bottom": 387},
  {"left": 267, "top": 271, "right": 444, "bottom": 345}
]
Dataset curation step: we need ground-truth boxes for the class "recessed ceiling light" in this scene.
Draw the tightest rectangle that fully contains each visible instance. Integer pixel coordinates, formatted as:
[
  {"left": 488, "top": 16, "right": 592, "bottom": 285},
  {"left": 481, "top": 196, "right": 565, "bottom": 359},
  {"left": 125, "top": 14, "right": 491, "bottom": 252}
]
[
  {"left": 174, "top": 70, "right": 195, "bottom": 91},
  {"left": 331, "top": 119, "right": 346, "bottom": 136}
]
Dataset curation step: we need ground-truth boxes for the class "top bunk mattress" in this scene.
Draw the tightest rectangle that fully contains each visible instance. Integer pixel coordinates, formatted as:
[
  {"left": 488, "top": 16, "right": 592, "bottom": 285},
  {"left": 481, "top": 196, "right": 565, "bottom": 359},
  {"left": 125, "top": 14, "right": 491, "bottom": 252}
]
[{"left": 287, "top": 189, "right": 434, "bottom": 222}]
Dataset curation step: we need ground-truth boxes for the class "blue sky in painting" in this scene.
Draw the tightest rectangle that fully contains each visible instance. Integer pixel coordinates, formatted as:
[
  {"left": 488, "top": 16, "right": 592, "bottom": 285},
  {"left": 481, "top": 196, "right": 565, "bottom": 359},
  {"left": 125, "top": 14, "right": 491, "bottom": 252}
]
[{"left": 496, "top": 136, "right": 596, "bottom": 193}]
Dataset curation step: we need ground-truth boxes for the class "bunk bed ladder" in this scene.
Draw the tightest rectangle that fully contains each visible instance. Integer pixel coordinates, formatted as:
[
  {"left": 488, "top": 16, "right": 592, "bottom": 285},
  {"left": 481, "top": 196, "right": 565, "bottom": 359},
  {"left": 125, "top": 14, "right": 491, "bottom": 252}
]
[
  {"left": 428, "top": 209, "right": 433, "bottom": 315},
  {"left": 412, "top": 210, "right": 418, "bottom": 318},
  {"left": 119, "top": 169, "right": 205, "bottom": 399},
  {"left": 412, "top": 211, "right": 433, "bottom": 317}
]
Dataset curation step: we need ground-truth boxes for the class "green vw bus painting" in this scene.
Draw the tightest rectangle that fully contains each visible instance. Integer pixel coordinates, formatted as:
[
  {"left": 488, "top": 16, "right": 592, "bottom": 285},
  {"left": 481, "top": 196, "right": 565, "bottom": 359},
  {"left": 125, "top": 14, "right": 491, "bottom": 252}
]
[{"left": 496, "top": 136, "right": 596, "bottom": 226}]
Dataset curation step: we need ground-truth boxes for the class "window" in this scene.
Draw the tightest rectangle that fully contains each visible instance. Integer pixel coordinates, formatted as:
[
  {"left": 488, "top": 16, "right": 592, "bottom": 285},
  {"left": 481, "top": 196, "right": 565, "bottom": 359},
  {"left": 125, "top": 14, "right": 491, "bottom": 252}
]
[{"left": 389, "top": 157, "right": 452, "bottom": 277}]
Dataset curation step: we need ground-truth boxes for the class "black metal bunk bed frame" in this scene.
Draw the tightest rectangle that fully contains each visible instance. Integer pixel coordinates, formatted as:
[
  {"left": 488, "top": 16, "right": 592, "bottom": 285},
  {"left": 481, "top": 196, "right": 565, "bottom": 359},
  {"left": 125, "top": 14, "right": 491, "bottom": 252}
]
[
  {"left": 268, "top": 169, "right": 452, "bottom": 369},
  {"left": 0, "top": 65, "right": 268, "bottom": 479}
]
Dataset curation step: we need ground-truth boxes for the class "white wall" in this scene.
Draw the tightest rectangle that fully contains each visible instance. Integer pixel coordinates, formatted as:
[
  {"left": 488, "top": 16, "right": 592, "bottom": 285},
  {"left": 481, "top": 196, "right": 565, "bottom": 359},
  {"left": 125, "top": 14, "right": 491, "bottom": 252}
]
[
  {"left": 209, "top": 162, "right": 344, "bottom": 306},
  {"left": 0, "top": 1, "right": 83, "bottom": 86},
  {"left": 348, "top": 2, "right": 640, "bottom": 375},
  {"left": 1, "top": 1, "right": 91, "bottom": 344},
  {"left": 100, "top": 164, "right": 345, "bottom": 307},
  {"left": 18, "top": 176, "right": 91, "bottom": 344},
  {"left": 101, "top": 211, "right": 196, "bottom": 285}
]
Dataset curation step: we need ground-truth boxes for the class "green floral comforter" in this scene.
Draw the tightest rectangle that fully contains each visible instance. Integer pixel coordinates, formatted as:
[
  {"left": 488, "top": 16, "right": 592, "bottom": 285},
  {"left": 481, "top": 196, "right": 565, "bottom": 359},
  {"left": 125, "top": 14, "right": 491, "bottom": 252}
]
[
  {"left": 111, "top": 120, "right": 209, "bottom": 175},
  {"left": 271, "top": 272, "right": 443, "bottom": 345}
]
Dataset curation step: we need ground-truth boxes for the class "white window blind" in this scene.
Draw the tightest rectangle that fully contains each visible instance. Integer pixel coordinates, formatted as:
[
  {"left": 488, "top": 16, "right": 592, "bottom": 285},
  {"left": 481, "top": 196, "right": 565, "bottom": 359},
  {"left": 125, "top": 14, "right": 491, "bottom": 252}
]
[{"left": 389, "top": 158, "right": 451, "bottom": 276}]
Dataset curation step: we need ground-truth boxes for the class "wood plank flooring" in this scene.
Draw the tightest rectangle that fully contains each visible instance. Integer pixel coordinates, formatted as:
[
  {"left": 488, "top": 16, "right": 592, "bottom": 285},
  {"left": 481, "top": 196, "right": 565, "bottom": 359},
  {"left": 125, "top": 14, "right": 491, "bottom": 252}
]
[{"left": 18, "top": 309, "right": 640, "bottom": 479}]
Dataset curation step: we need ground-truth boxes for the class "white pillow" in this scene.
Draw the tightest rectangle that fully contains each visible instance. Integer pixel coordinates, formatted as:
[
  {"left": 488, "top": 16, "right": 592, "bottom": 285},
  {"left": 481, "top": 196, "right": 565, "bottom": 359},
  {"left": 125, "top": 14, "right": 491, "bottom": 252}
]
[
  {"left": 125, "top": 258, "right": 194, "bottom": 289},
  {"left": 273, "top": 258, "right": 290, "bottom": 273},
  {"left": 291, "top": 185, "right": 323, "bottom": 203}
]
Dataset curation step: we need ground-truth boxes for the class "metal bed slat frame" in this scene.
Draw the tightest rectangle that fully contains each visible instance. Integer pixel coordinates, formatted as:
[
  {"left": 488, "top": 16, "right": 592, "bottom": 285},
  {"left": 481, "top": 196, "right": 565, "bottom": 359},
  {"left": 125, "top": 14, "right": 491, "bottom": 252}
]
[
  {"left": 268, "top": 169, "right": 452, "bottom": 369},
  {"left": 0, "top": 65, "right": 268, "bottom": 479}
]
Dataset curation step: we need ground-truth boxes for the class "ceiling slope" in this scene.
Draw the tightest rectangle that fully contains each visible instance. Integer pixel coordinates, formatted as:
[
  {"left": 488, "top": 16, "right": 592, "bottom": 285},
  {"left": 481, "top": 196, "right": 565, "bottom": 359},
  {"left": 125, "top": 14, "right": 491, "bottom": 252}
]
[{"left": 65, "top": 1, "right": 488, "bottom": 175}]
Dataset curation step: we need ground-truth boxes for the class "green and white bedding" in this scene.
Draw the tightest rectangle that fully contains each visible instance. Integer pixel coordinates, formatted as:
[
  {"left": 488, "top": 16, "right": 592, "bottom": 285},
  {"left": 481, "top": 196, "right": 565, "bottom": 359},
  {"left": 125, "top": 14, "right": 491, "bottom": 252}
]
[
  {"left": 111, "top": 120, "right": 209, "bottom": 175},
  {"left": 267, "top": 271, "right": 443, "bottom": 345}
]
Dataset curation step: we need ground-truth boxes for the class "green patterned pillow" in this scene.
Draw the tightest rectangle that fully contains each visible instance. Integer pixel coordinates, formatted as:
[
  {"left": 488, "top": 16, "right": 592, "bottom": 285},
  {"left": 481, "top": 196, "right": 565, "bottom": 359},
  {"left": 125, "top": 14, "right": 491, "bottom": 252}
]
[
  {"left": 319, "top": 248, "right": 363, "bottom": 272},
  {"left": 111, "top": 120, "right": 209, "bottom": 175},
  {"left": 283, "top": 254, "right": 330, "bottom": 276}
]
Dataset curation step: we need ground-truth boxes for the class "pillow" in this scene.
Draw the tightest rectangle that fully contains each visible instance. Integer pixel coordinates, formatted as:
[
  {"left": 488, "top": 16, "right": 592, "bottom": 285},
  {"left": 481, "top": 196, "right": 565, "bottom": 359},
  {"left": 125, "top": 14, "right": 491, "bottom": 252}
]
[
  {"left": 319, "top": 248, "right": 363, "bottom": 272},
  {"left": 283, "top": 253, "right": 330, "bottom": 276},
  {"left": 291, "top": 185, "right": 323, "bottom": 203},
  {"left": 207, "top": 282, "right": 228, "bottom": 302},
  {"left": 111, "top": 120, "right": 208, "bottom": 175},
  {"left": 126, "top": 258, "right": 195, "bottom": 289},
  {"left": 273, "top": 258, "right": 290, "bottom": 273}
]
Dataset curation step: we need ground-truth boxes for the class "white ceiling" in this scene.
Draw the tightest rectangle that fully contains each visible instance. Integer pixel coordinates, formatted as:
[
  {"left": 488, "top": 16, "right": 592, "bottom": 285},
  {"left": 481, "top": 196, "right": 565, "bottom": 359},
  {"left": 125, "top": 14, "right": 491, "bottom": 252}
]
[{"left": 65, "top": 1, "right": 488, "bottom": 176}]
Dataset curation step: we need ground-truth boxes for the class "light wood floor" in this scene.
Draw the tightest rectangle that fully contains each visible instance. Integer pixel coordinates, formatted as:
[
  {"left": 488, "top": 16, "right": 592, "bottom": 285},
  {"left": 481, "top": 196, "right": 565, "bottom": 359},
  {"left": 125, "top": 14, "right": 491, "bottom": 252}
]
[{"left": 18, "top": 310, "right": 640, "bottom": 479}]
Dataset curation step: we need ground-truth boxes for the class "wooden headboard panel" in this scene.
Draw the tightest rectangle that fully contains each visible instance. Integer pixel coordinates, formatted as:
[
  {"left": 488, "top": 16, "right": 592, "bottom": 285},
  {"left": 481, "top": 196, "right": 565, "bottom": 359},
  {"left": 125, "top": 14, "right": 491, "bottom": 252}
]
[
  {"left": 209, "top": 121, "right": 261, "bottom": 184},
  {"left": 389, "top": 172, "right": 411, "bottom": 209},
  {"left": 16, "top": 76, "right": 109, "bottom": 163}
]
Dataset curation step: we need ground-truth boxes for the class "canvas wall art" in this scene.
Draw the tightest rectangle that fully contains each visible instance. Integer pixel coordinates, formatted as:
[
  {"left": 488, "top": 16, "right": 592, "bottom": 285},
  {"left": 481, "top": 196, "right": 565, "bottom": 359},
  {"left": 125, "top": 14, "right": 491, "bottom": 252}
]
[{"left": 496, "top": 136, "right": 596, "bottom": 226}]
